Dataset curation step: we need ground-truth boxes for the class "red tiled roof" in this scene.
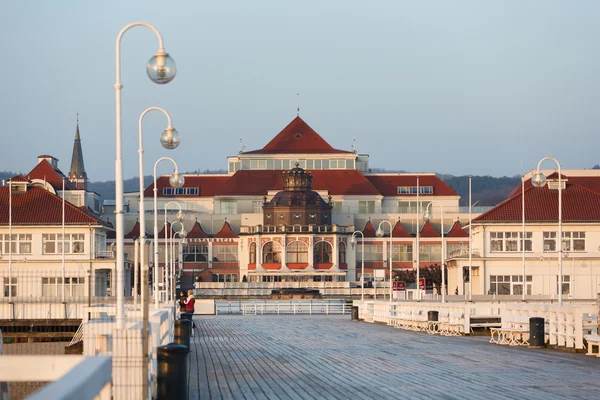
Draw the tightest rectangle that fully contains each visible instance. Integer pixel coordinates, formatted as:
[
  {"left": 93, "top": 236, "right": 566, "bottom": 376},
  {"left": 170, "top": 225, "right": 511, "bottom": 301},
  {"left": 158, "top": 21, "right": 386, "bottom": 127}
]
[
  {"left": 365, "top": 175, "right": 457, "bottom": 197},
  {"left": 509, "top": 174, "right": 600, "bottom": 199},
  {"left": 124, "top": 221, "right": 153, "bottom": 239},
  {"left": 144, "top": 175, "right": 230, "bottom": 198},
  {"left": 243, "top": 117, "right": 352, "bottom": 155},
  {"left": 214, "top": 221, "right": 238, "bottom": 239},
  {"left": 216, "top": 170, "right": 380, "bottom": 196},
  {"left": 446, "top": 220, "right": 469, "bottom": 238},
  {"left": 362, "top": 220, "right": 377, "bottom": 238},
  {"left": 27, "top": 159, "right": 74, "bottom": 190},
  {"left": 420, "top": 221, "right": 441, "bottom": 237},
  {"left": 473, "top": 183, "right": 600, "bottom": 223},
  {"left": 8, "top": 175, "right": 29, "bottom": 182},
  {"left": 157, "top": 222, "right": 175, "bottom": 239},
  {"left": 187, "top": 220, "right": 209, "bottom": 239},
  {"left": 391, "top": 221, "right": 412, "bottom": 238},
  {"left": 0, "top": 185, "right": 103, "bottom": 225}
]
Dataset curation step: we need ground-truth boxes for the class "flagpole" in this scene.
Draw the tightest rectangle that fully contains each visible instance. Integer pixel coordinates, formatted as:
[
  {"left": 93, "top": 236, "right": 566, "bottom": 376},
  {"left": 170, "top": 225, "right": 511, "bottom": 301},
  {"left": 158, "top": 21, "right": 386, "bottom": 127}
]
[{"left": 62, "top": 178, "right": 66, "bottom": 302}]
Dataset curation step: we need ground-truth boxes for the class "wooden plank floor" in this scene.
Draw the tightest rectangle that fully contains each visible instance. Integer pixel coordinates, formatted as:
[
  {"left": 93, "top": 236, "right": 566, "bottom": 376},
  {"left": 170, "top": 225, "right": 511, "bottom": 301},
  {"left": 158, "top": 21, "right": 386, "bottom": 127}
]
[{"left": 188, "top": 315, "right": 600, "bottom": 399}]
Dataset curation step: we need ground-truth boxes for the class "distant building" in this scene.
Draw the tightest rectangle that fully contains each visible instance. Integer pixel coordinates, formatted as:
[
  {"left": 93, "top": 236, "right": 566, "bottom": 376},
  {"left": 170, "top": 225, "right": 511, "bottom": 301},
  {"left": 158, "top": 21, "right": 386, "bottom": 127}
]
[
  {"left": 0, "top": 123, "right": 117, "bottom": 304},
  {"left": 112, "top": 116, "right": 483, "bottom": 286},
  {"left": 447, "top": 170, "right": 600, "bottom": 298}
]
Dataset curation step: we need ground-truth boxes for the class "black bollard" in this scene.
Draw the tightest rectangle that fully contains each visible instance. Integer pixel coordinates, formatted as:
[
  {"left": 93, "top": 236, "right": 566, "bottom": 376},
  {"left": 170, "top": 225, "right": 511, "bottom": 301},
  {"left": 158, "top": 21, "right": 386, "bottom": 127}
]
[
  {"left": 174, "top": 319, "right": 191, "bottom": 351},
  {"left": 529, "top": 317, "right": 545, "bottom": 348},
  {"left": 180, "top": 312, "right": 194, "bottom": 335},
  {"left": 351, "top": 306, "right": 359, "bottom": 321},
  {"left": 427, "top": 310, "right": 439, "bottom": 322},
  {"left": 157, "top": 343, "right": 188, "bottom": 400}
]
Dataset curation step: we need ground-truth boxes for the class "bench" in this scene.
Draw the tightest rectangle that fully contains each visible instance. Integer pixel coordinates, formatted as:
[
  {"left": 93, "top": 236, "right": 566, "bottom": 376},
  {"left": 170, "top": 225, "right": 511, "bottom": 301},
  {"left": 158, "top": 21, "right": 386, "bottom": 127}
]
[
  {"left": 585, "top": 335, "right": 600, "bottom": 357},
  {"left": 439, "top": 312, "right": 464, "bottom": 336},
  {"left": 490, "top": 316, "right": 530, "bottom": 346}
]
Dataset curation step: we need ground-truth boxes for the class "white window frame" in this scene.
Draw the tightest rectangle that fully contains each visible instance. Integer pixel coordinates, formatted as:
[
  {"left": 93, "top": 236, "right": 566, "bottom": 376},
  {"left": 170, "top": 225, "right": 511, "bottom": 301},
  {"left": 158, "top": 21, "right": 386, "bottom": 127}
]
[
  {"left": 219, "top": 201, "right": 237, "bottom": 215},
  {"left": 562, "top": 232, "right": 585, "bottom": 252}
]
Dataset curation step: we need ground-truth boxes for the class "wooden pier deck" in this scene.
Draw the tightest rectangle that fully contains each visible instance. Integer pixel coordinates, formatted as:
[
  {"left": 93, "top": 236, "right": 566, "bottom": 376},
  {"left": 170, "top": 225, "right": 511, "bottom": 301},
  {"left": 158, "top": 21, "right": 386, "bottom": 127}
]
[{"left": 188, "top": 315, "right": 600, "bottom": 399}]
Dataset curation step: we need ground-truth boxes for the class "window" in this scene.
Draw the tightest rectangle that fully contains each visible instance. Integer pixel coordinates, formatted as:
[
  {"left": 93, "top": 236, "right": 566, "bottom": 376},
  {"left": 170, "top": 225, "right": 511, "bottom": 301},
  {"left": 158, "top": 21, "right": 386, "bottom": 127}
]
[
  {"left": 249, "top": 242, "right": 257, "bottom": 264},
  {"left": 282, "top": 160, "right": 290, "bottom": 170},
  {"left": 322, "top": 160, "right": 329, "bottom": 169},
  {"left": 250, "top": 159, "right": 258, "bottom": 169},
  {"left": 211, "top": 273, "right": 238, "bottom": 282},
  {"left": 162, "top": 188, "right": 199, "bottom": 195},
  {"left": 3, "top": 278, "right": 17, "bottom": 297},
  {"left": 274, "top": 159, "right": 282, "bottom": 170},
  {"left": 42, "top": 234, "right": 84, "bottom": 254},
  {"left": 543, "top": 232, "right": 556, "bottom": 252},
  {"left": 332, "top": 202, "right": 343, "bottom": 212},
  {"left": 258, "top": 159, "right": 267, "bottom": 170},
  {"left": 358, "top": 244, "right": 383, "bottom": 262},
  {"left": 397, "top": 186, "right": 434, "bottom": 194},
  {"left": 266, "top": 160, "right": 274, "bottom": 169},
  {"left": 183, "top": 244, "right": 208, "bottom": 262},
  {"left": 212, "top": 245, "right": 238, "bottom": 262},
  {"left": 558, "top": 275, "right": 570, "bottom": 295},
  {"left": 306, "top": 160, "right": 313, "bottom": 169},
  {"left": 490, "top": 232, "right": 532, "bottom": 252},
  {"left": 359, "top": 201, "right": 375, "bottom": 214},
  {"left": 220, "top": 201, "right": 237, "bottom": 214},
  {"left": 346, "top": 159, "right": 354, "bottom": 169},
  {"left": 562, "top": 232, "right": 585, "bottom": 252},
  {"left": 447, "top": 243, "right": 469, "bottom": 258},
  {"left": 338, "top": 242, "right": 346, "bottom": 264},
  {"left": 392, "top": 244, "right": 413, "bottom": 261},
  {"left": 489, "top": 275, "right": 532, "bottom": 295},
  {"left": 313, "top": 241, "right": 332, "bottom": 264},
  {"left": 241, "top": 160, "right": 250, "bottom": 170},
  {"left": 1, "top": 234, "right": 32, "bottom": 255},
  {"left": 286, "top": 241, "right": 308, "bottom": 263},
  {"left": 329, "top": 159, "right": 338, "bottom": 169},
  {"left": 314, "top": 159, "right": 322, "bottom": 169},
  {"left": 262, "top": 241, "right": 282, "bottom": 263},
  {"left": 252, "top": 201, "right": 263, "bottom": 214},
  {"left": 420, "top": 244, "right": 441, "bottom": 262},
  {"left": 42, "top": 277, "right": 85, "bottom": 298}
]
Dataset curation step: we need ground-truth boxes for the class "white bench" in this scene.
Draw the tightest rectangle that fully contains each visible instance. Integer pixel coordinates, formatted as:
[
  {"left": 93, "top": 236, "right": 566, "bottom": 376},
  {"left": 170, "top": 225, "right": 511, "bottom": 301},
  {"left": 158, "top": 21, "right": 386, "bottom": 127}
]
[
  {"left": 439, "top": 312, "right": 465, "bottom": 336},
  {"left": 585, "top": 335, "right": 600, "bottom": 357},
  {"left": 490, "top": 316, "right": 530, "bottom": 346}
]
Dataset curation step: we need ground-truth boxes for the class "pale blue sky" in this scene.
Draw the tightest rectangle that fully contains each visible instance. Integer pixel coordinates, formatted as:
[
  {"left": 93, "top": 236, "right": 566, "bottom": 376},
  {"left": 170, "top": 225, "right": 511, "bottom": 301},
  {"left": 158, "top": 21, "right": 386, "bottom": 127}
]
[{"left": 1, "top": 1, "right": 599, "bottom": 181}]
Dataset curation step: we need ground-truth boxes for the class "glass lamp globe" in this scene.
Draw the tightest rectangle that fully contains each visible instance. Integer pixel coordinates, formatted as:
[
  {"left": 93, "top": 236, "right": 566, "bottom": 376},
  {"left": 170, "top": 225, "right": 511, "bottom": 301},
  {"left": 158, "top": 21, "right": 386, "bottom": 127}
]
[
  {"left": 178, "top": 228, "right": 187, "bottom": 238},
  {"left": 147, "top": 53, "right": 176, "bottom": 84},
  {"left": 350, "top": 237, "right": 356, "bottom": 249},
  {"left": 169, "top": 172, "right": 185, "bottom": 189},
  {"left": 160, "top": 127, "right": 181, "bottom": 150},
  {"left": 376, "top": 228, "right": 384, "bottom": 237},
  {"left": 531, "top": 172, "right": 547, "bottom": 188}
]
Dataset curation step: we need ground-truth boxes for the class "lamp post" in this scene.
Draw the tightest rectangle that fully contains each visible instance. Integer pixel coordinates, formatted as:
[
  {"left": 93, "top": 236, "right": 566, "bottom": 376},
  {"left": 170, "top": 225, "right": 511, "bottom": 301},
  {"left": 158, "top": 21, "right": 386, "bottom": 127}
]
[
  {"left": 114, "top": 22, "right": 176, "bottom": 329},
  {"left": 376, "top": 220, "right": 393, "bottom": 301},
  {"left": 531, "top": 157, "right": 563, "bottom": 306},
  {"left": 153, "top": 158, "right": 185, "bottom": 308},
  {"left": 164, "top": 204, "right": 184, "bottom": 303},
  {"left": 424, "top": 202, "right": 445, "bottom": 303},
  {"left": 350, "top": 230, "right": 365, "bottom": 301},
  {"left": 170, "top": 220, "right": 187, "bottom": 305},
  {"left": 137, "top": 106, "right": 180, "bottom": 310}
]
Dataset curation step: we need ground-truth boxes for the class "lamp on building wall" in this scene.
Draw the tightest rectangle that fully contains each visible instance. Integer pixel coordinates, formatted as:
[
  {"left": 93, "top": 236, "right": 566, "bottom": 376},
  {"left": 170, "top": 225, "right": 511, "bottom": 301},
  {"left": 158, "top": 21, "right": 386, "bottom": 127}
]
[
  {"left": 350, "top": 230, "right": 365, "bottom": 301},
  {"left": 531, "top": 156, "right": 563, "bottom": 306},
  {"left": 424, "top": 202, "right": 445, "bottom": 303},
  {"left": 114, "top": 22, "right": 176, "bottom": 330},
  {"left": 376, "top": 220, "right": 393, "bottom": 301}
]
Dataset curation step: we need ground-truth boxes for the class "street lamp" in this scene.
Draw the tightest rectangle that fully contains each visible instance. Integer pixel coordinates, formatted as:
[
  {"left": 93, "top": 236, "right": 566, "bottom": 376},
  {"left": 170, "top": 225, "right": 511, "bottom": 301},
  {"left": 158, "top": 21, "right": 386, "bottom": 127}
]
[
  {"left": 531, "top": 157, "right": 563, "bottom": 306},
  {"left": 424, "top": 202, "right": 445, "bottom": 303},
  {"left": 170, "top": 220, "right": 186, "bottom": 305},
  {"left": 350, "top": 230, "right": 365, "bottom": 301},
  {"left": 164, "top": 204, "right": 184, "bottom": 304},
  {"left": 153, "top": 159, "right": 184, "bottom": 308},
  {"left": 376, "top": 220, "right": 393, "bottom": 301},
  {"left": 138, "top": 106, "right": 179, "bottom": 313},
  {"left": 114, "top": 22, "right": 176, "bottom": 329}
]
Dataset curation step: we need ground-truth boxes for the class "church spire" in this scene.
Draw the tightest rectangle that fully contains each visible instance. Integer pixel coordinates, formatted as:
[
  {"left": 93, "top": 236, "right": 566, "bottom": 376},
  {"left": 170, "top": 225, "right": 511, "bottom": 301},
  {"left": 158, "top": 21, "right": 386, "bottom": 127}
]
[{"left": 68, "top": 116, "right": 87, "bottom": 190}]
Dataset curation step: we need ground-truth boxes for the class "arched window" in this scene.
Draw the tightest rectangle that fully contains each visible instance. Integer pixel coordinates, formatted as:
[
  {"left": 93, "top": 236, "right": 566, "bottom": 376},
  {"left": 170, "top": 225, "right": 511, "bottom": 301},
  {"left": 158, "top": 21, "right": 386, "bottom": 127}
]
[
  {"left": 262, "top": 241, "right": 282, "bottom": 264},
  {"left": 314, "top": 241, "right": 332, "bottom": 264},
  {"left": 338, "top": 242, "right": 346, "bottom": 264},
  {"left": 249, "top": 242, "right": 256, "bottom": 264},
  {"left": 287, "top": 241, "right": 308, "bottom": 263}
]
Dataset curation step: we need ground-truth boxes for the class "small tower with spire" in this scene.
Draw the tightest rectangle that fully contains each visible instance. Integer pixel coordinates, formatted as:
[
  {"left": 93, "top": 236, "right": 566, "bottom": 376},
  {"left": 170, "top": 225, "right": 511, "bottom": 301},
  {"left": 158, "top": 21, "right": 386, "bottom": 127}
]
[{"left": 68, "top": 116, "right": 88, "bottom": 190}]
